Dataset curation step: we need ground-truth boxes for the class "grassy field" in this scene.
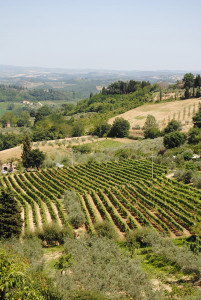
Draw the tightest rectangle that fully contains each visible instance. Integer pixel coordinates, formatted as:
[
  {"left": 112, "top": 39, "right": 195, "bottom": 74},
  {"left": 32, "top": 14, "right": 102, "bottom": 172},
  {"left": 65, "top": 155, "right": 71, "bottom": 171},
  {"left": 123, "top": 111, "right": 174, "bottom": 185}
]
[
  {"left": 0, "top": 136, "right": 133, "bottom": 163},
  {"left": 109, "top": 97, "right": 201, "bottom": 133}
]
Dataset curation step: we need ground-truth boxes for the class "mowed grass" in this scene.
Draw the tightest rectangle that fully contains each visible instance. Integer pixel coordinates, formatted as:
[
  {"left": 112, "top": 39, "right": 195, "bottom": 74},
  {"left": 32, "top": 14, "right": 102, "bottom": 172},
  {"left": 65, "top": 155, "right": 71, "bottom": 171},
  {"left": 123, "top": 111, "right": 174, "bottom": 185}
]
[{"left": 109, "top": 98, "right": 201, "bottom": 132}]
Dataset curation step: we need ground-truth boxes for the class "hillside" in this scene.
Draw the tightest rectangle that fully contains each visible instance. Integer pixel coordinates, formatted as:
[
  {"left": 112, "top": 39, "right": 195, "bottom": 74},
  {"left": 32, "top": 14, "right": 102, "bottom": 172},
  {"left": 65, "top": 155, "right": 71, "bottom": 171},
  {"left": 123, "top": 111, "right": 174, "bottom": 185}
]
[
  {"left": 2, "top": 158, "right": 199, "bottom": 238},
  {"left": 109, "top": 97, "right": 201, "bottom": 134}
]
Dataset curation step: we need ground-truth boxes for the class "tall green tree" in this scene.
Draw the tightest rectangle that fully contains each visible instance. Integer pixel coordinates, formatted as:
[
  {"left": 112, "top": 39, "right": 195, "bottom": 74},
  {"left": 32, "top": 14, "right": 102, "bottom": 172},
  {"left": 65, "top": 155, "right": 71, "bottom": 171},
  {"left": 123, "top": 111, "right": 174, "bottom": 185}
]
[
  {"left": 27, "top": 149, "right": 45, "bottom": 169},
  {"left": 143, "top": 115, "right": 160, "bottom": 139},
  {"left": 21, "top": 133, "right": 32, "bottom": 168},
  {"left": 0, "top": 188, "right": 23, "bottom": 239},
  {"left": 193, "top": 107, "right": 201, "bottom": 128},
  {"left": 108, "top": 118, "right": 130, "bottom": 138},
  {"left": 164, "top": 120, "right": 182, "bottom": 134},
  {"left": 195, "top": 74, "right": 201, "bottom": 88},
  {"left": 185, "top": 87, "right": 190, "bottom": 99},
  {"left": 183, "top": 73, "right": 194, "bottom": 88}
]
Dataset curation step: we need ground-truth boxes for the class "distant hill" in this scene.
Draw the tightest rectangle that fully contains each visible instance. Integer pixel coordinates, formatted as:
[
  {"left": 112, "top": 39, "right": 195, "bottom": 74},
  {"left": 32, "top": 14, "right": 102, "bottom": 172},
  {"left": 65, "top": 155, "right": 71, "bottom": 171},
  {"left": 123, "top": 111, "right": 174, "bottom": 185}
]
[{"left": 1, "top": 64, "right": 199, "bottom": 100}]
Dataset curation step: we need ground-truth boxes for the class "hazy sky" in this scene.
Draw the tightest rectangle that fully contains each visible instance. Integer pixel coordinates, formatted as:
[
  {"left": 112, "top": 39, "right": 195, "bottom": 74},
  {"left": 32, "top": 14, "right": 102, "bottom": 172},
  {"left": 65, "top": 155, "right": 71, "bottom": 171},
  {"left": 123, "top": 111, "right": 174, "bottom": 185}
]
[{"left": 1, "top": 0, "right": 201, "bottom": 71}]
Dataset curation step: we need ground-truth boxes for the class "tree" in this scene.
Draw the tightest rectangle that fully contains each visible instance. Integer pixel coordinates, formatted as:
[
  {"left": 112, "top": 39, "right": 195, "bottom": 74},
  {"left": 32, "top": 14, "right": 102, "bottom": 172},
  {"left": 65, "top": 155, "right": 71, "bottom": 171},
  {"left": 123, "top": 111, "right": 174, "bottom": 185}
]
[
  {"left": 0, "top": 112, "right": 16, "bottom": 127},
  {"left": 144, "top": 127, "right": 161, "bottom": 139},
  {"left": 183, "top": 73, "right": 194, "bottom": 88},
  {"left": 92, "top": 123, "right": 111, "bottom": 137},
  {"left": 27, "top": 149, "right": 45, "bottom": 169},
  {"left": 0, "top": 188, "right": 23, "bottom": 239},
  {"left": 193, "top": 107, "right": 201, "bottom": 128},
  {"left": 194, "top": 74, "right": 201, "bottom": 88},
  {"left": 143, "top": 115, "right": 159, "bottom": 139},
  {"left": 188, "top": 127, "right": 201, "bottom": 144},
  {"left": 164, "top": 131, "right": 187, "bottom": 149},
  {"left": 108, "top": 118, "right": 130, "bottom": 138},
  {"left": 21, "top": 133, "right": 32, "bottom": 168},
  {"left": 185, "top": 87, "right": 190, "bottom": 99},
  {"left": 164, "top": 120, "right": 182, "bottom": 134}
]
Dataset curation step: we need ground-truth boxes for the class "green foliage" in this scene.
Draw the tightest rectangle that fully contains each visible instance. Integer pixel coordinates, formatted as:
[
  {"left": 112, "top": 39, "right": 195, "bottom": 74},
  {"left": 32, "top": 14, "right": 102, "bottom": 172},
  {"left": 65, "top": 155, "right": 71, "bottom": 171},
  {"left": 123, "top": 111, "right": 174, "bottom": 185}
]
[
  {"left": 102, "top": 79, "right": 151, "bottom": 95},
  {"left": 0, "top": 84, "right": 75, "bottom": 103},
  {"left": 144, "top": 127, "right": 161, "bottom": 139},
  {"left": 95, "top": 220, "right": 118, "bottom": 240},
  {"left": 183, "top": 73, "right": 195, "bottom": 89},
  {"left": 188, "top": 127, "right": 201, "bottom": 144},
  {"left": 164, "top": 131, "right": 187, "bottom": 149},
  {"left": 54, "top": 252, "right": 73, "bottom": 269},
  {"left": 0, "top": 244, "right": 62, "bottom": 299},
  {"left": 182, "top": 149, "right": 193, "bottom": 161},
  {"left": 0, "top": 188, "right": 23, "bottom": 239},
  {"left": 38, "top": 222, "right": 73, "bottom": 245},
  {"left": 21, "top": 133, "right": 32, "bottom": 168},
  {"left": 63, "top": 191, "right": 86, "bottom": 228},
  {"left": 27, "top": 149, "right": 45, "bottom": 169},
  {"left": 60, "top": 237, "right": 154, "bottom": 299},
  {"left": 92, "top": 122, "right": 111, "bottom": 137},
  {"left": 185, "top": 87, "right": 190, "bottom": 99},
  {"left": 72, "top": 122, "right": 85, "bottom": 137},
  {"left": 143, "top": 115, "right": 160, "bottom": 139},
  {"left": 108, "top": 117, "right": 130, "bottom": 138},
  {"left": 72, "top": 144, "right": 92, "bottom": 154},
  {"left": 164, "top": 120, "right": 182, "bottom": 134},
  {"left": 193, "top": 107, "right": 201, "bottom": 128},
  {"left": 174, "top": 169, "right": 193, "bottom": 184},
  {"left": 0, "top": 132, "right": 23, "bottom": 151}
]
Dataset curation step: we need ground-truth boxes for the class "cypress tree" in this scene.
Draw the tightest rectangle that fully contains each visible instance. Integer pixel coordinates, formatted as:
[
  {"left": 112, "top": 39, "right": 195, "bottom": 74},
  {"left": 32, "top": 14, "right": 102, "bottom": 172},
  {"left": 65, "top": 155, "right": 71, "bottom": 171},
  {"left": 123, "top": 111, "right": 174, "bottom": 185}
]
[
  {"left": 0, "top": 188, "right": 23, "bottom": 239},
  {"left": 21, "top": 133, "right": 31, "bottom": 168}
]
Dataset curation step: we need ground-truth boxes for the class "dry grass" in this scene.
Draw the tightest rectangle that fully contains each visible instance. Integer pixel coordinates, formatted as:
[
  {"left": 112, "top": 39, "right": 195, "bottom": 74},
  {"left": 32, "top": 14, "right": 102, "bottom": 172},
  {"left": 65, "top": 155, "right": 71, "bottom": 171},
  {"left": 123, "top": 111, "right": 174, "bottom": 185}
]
[{"left": 109, "top": 98, "right": 201, "bottom": 133}]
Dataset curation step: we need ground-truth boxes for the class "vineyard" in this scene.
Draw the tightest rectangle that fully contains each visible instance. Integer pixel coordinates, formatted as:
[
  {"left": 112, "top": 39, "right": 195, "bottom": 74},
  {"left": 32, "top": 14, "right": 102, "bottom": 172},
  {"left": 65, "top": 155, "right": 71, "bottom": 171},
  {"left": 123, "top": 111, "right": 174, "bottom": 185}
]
[{"left": 1, "top": 159, "right": 201, "bottom": 238}]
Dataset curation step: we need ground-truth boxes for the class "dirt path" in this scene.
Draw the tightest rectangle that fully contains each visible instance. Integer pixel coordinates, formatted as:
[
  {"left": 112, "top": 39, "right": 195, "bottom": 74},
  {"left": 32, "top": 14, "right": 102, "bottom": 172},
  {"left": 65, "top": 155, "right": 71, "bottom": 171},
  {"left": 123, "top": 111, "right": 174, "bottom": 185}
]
[
  {"left": 36, "top": 204, "right": 43, "bottom": 229},
  {"left": 166, "top": 173, "right": 174, "bottom": 179},
  {"left": 87, "top": 194, "right": 103, "bottom": 223},
  {"left": 80, "top": 194, "right": 95, "bottom": 232},
  {"left": 28, "top": 203, "right": 35, "bottom": 232},
  {"left": 43, "top": 202, "right": 52, "bottom": 224},
  {"left": 51, "top": 202, "right": 63, "bottom": 227}
]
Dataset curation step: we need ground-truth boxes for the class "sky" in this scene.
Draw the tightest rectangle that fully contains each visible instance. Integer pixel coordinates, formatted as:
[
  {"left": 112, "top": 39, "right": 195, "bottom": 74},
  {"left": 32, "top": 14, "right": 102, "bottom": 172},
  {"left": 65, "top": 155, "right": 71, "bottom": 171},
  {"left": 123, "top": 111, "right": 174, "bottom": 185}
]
[{"left": 0, "top": 0, "right": 201, "bottom": 71}]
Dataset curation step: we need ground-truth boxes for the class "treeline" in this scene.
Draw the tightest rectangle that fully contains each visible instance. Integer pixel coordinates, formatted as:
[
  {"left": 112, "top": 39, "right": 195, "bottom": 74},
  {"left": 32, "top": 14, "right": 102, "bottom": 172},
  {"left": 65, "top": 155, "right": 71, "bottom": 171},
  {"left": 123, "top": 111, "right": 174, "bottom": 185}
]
[
  {"left": 0, "top": 84, "right": 79, "bottom": 102},
  {"left": 181, "top": 73, "right": 201, "bottom": 99},
  {"left": 73, "top": 83, "right": 157, "bottom": 115},
  {"left": 101, "top": 80, "right": 151, "bottom": 95}
]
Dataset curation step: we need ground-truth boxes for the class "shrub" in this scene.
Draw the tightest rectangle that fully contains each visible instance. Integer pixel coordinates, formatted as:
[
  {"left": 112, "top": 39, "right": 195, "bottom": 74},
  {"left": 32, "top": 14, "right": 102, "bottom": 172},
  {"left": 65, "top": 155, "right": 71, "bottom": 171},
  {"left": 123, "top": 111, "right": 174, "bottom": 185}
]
[
  {"left": 188, "top": 127, "right": 201, "bottom": 144},
  {"left": 63, "top": 191, "right": 86, "bottom": 228},
  {"left": 164, "top": 120, "right": 182, "bottom": 134},
  {"left": 144, "top": 127, "right": 161, "bottom": 139},
  {"left": 92, "top": 123, "right": 111, "bottom": 137},
  {"left": 164, "top": 131, "right": 187, "bottom": 149},
  {"left": 108, "top": 117, "right": 130, "bottom": 138},
  {"left": 38, "top": 222, "right": 73, "bottom": 245},
  {"left": 95, "top": 221, "right": 118, "bottom": 240},
  {"left": 192, "top": 174, "right": 201, "bottom": 189},
  {"left": 182, "top": 149, "right": 193, "bottom": 161}
]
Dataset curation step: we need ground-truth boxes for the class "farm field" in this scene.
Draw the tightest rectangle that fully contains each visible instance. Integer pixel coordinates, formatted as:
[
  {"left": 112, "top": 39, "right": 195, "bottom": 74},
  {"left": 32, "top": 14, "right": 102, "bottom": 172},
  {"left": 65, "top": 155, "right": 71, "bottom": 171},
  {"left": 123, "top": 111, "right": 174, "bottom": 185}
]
[
  {"left": 1, "top": 159, "right": 201, "bottom": 238},
  {"left": 109, "top": 97, "right": 201, "bottom": 133}
]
